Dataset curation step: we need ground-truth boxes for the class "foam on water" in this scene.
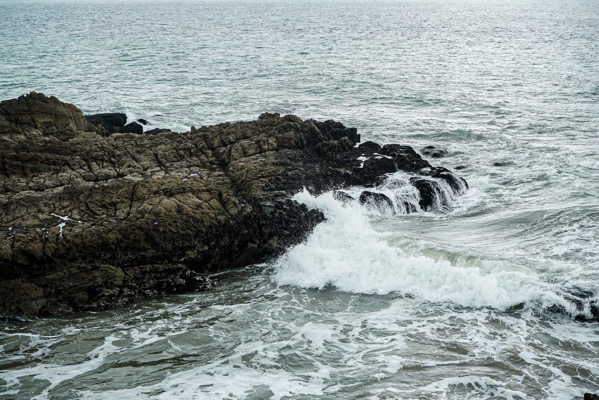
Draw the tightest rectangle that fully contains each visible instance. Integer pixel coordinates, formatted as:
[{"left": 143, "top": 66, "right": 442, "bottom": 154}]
[
  {"left": 1, "top": 0, "right": 599, "bottom": 398},
  {"left": 2, "top": 281, "right": 597, "bottom": 399},
  {"left": 273, "top": 189, "right": 580, "bottom": 315},
  {"left": 0, "top": 333, "right": 120, "bottom": 400}
]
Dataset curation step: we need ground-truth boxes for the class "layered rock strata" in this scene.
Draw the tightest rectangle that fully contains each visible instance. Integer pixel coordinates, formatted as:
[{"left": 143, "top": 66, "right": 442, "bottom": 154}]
[{"left": 0, "top": 92, "right": 467, "bottom": 318}]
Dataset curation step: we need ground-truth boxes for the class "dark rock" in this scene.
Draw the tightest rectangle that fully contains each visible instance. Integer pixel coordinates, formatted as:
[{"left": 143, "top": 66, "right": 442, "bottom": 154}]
[
  {"left": 358, "top": 141, "right": 382, "bottom": 154},
  {"left": 314, "top": 119, "right": 360, "bottom": 143},
  {"left": 380, "top": 144, "right": 429, "bottom": 172},
  {"left": 410, "top": 178, "right": 438, "bottom": 211},
  {"left": 420, "top": 166, "right": 469, "bottom": 191},
  {"left": 400, "top": 201, "right": 418, "bottom": 214},
  {"left": 137, "top": 118, "right": 149, "bottom": 125},
  {"left": 357, "top": 156, "right": 397, "bottom": 185},
  {"left": 122, "top": 121, "right": 143, "bottom": 134},
  {"left": 359, "top": 191, "right": 394, "bottom": 213},
  {"left": 0, "top": 280, "right": 46, "bottom": 318},
  {"left": 315, "top": 137, "right": 355, "bottom": 158},
  {"left": 145, "top": 128, "right": 172, "bottom": 135},
  {"left": 421, "top": 145, "right": 448, "bottom": 158},
  {"left": 0, "top": 92, "right": 467, "bottom": 318},
  {"left": 585, "top": 394, "right": 599, "bottom": 400},
  {"left": 84, "top": 112, "right": 127, "bottom": 133},
  {"left": 493, "top": 161, "right": 513, "bottom": 167},
  {"left": 546, "top": 287, "right": 599, "bottom": 322},
  {"left": 333, "top": 191, "right": 355, "bottom": 203}
]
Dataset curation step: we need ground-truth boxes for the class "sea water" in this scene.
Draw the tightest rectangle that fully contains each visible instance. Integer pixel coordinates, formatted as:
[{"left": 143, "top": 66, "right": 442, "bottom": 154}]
[{"left": 1, "top": 0, "right": 598, "bottom": 398}]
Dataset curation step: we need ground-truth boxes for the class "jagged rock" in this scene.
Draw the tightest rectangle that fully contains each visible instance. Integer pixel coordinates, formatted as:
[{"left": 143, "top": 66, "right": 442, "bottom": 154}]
[
  {"left": 380, "top": 144, "right": 430, "bottom": 172},
  {"left": 0, "top": 91, "right": 96, "bottom": 134},
  {"left": 421, "top": 145, "right": 448, "bottom": 158},
  {"left": 0, "top": 92, "right": 468, "bottom": 318}
]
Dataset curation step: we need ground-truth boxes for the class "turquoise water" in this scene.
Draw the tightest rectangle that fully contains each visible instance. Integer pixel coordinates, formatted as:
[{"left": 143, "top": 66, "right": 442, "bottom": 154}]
[{"left": 1, "top": 0, "right": 599, "bottom": 398}]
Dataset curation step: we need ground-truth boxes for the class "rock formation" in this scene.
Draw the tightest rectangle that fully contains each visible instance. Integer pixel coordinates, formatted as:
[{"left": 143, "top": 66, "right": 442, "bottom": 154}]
[{"left": 0, "top": 92, "right": 467, "bottom": 318}]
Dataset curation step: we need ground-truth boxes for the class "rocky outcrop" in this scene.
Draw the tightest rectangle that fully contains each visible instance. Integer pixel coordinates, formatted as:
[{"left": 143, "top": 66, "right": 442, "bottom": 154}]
[
  {"left": 84, "top": 113, "right": 145, "bottom": 135},
  {"left": 0, "top": 91, "right": 96, "bottom": 135},
  {"left": 0, "top": 92, "right": 468, "bottom": 318}
]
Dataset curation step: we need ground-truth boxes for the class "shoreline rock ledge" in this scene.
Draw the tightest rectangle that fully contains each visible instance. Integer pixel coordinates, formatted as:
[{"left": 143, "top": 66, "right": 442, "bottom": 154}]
[{"left": 0, "top": 92, "right": 467, "bottom": 318}]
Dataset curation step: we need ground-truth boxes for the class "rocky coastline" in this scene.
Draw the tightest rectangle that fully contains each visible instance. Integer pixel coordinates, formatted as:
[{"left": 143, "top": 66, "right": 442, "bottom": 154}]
[{"left": 0, "top": 92, "right": 469, "bottom": 318}]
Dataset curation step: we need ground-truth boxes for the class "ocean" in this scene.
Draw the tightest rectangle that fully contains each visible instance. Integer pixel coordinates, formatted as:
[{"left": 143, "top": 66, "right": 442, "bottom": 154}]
[{"left": 1, "top": 0, "right": 598, "bottom": 398}]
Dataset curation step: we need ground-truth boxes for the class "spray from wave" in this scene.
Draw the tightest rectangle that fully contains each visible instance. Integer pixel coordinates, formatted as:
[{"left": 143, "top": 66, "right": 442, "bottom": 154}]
[{"left": 273, "top": 188, "right": 592, "bottom": 318}]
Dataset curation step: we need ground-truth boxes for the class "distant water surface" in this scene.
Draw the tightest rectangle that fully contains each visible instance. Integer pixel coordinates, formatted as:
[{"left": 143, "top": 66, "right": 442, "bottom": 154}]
[{"left": 1, "top": 0, "right": 598, "bottom": 398}]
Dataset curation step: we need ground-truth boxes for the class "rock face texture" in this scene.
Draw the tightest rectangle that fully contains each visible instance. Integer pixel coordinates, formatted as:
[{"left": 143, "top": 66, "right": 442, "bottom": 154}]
[{"left": 0, "top": 92, "right": 467, "bottom": 318}]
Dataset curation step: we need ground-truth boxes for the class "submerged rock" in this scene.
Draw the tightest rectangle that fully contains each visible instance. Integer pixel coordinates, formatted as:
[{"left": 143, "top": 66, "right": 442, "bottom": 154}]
[
  {"left": 0, "top": 92, "right": 468, "bottom": 318},
  {"left": 421, "top": 145, "right": 448, "bottom": 158},
  {"left": 543, "top": 285, "right": 599, "bottom": 323}
]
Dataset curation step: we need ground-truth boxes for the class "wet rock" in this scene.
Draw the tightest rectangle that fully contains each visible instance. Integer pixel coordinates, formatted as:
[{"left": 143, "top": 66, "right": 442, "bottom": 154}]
[
  {"left": 421, "top": 145, "right": 448, "bottom": 158},
  {"left": 85, "top": 113, "right": 146, "bottom": 135},
  {"left": 333, "top": 191, "right": 355, "bottom": 203},
  {"left": 400, "top": 201, "right": 418, "bottom": 214},
  {"left": 359, "top": 191, "right": 394, "bottom": 213},
  {"left": 0, "top": 92, "right": 467, "bottom": 318},
  {"left": 358, "top": 156, "right": 397, "bottom": 185},
  {"left": 84, "top": 112, "right": 127, "bottom": 134},
  {"left": 410, "top": 178, "right": 438, "bottom": 211},
  {"left": 122, "top": 121, "right": 143, "bottom": 134},
  {"left": 584, "top": 394, "right": 599, "bottom": 400},
  {"left": 380, "top": 144, "right": 430, "bottom": 172},
  {"left": 419, "top": 166, "right": 469, "bottom": 191},
  {"left": 546, "top": 287, "right": 599, "bottom": 322}
]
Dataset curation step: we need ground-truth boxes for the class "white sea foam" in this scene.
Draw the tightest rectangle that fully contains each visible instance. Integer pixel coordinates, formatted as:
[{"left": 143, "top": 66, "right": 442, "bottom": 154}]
[
  {"left": 413, "top": 375, "right": 529, "bottom": 400},
  {"left": 274, "top": 190, "right": 567, "bottom": 311},
  {"left": 77, "top": 352, "right": 329, "bottom": 400},
  {"left": 0, "top": 334, "right": 120, "bottom": 400}
]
